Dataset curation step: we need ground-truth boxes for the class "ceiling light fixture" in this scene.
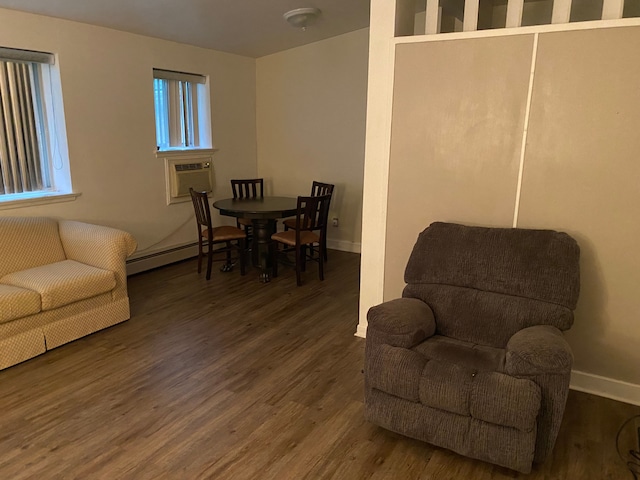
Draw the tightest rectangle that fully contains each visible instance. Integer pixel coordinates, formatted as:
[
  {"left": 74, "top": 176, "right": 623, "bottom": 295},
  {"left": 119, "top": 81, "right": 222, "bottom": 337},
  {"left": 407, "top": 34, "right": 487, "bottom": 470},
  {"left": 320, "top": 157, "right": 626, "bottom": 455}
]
[{"left": 283, "top": 7, "right": 321, "bottom": 31}]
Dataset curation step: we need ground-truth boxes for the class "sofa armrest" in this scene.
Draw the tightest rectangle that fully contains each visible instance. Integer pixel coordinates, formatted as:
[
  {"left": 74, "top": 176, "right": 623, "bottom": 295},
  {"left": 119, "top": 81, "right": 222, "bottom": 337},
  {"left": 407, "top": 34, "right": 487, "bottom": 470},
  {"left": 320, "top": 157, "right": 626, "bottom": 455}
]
[
  {"left": 366, "top": 298, "right": 436, "bottom": 349},
  {"left": 506, "top": 325, "right": 573, "bottom": 376},
  {"left": 58, "top": 220, "right": 137, "bottom": 300}
]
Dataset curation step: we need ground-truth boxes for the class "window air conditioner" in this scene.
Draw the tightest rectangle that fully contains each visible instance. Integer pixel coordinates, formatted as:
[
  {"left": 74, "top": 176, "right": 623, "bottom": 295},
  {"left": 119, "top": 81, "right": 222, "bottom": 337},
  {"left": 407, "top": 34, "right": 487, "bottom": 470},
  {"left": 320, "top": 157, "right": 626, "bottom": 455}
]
[
  {"left": 163, "top": 151, "right": 216, "bottom": 205},
  {"left": 172, "top": 162, "right": 212, "bottom": 198}
]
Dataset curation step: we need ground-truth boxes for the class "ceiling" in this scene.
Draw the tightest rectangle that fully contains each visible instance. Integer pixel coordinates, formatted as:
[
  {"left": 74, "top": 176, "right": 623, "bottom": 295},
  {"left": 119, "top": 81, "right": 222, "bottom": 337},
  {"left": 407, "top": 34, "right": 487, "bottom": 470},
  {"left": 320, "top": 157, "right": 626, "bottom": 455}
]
[{"left": 0, "top": 0, "right": 371, "bottom": 58}]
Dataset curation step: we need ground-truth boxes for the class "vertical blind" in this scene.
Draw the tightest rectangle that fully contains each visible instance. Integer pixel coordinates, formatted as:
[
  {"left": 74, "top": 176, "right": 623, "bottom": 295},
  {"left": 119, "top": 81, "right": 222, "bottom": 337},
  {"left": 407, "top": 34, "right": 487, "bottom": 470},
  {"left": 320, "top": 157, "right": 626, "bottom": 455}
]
[{"left": 0, "top": 47, "right": 54, "bottom": 195}]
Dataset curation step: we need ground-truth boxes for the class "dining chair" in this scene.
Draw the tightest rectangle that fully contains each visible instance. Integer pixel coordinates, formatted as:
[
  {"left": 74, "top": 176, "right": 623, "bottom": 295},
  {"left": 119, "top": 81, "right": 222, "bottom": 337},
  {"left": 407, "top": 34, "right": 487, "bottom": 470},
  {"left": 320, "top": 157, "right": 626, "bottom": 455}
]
[
  {"left": 283, "top": 181, "right": 334, "bottom": 262},
  {"left": 230, "top": 178, "right": 264, "bottom": 237},
  {"left": 190, "top": 188, "right": 246, "bottom": 280},
  {"left": 271, "top": 194, "right": 331, "bottom": 286}
]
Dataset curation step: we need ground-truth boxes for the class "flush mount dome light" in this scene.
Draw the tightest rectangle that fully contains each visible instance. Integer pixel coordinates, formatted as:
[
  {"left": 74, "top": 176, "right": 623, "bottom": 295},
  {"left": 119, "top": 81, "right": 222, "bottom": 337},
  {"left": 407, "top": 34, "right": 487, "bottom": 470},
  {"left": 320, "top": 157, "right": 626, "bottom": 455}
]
[{"left": 283, "top": 7, "right": 321, "bottom": 30}]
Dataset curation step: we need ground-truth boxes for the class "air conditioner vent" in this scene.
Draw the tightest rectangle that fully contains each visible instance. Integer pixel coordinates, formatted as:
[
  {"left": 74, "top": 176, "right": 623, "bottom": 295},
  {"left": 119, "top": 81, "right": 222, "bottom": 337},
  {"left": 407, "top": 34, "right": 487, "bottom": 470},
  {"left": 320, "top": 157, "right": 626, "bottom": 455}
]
[
  {"left": 175, "top": 162, "right": 209, "bottom": 171},
  {"left": 162, "top": 153, "right": 215, "bottom": 205}
]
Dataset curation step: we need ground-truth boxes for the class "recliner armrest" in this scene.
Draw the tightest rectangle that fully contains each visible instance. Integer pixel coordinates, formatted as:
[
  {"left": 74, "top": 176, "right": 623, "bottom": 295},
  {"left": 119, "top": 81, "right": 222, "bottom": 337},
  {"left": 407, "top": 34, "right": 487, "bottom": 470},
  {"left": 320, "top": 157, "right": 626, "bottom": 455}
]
[
  {"left": 506, "top": 325, "right": 573, "bottom": 376},
  {"left": 366, "top": 298, "right": 436, "bottom": 349}
]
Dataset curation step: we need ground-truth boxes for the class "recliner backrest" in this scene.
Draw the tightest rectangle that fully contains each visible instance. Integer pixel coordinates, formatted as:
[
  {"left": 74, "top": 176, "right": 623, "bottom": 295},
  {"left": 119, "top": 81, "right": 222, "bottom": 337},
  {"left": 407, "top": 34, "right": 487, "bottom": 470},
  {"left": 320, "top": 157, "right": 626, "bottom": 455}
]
[{"left": 402, "top": 222, "right": 580, "bottom": 347}]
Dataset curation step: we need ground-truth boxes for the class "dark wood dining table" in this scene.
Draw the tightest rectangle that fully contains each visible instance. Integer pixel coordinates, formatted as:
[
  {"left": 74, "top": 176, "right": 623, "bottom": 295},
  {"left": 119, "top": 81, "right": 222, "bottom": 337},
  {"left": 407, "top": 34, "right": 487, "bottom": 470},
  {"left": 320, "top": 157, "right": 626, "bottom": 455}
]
[{"left": 213, "top": 196, "right": 298, "bottom": 282}]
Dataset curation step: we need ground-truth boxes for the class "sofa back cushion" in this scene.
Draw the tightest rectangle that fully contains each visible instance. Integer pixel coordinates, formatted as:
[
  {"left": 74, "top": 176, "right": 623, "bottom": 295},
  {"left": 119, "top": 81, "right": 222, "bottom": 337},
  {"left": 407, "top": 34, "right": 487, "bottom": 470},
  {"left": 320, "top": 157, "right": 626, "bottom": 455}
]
[{"left": 0, "top": 217, "right": 66, "bottom": 278}]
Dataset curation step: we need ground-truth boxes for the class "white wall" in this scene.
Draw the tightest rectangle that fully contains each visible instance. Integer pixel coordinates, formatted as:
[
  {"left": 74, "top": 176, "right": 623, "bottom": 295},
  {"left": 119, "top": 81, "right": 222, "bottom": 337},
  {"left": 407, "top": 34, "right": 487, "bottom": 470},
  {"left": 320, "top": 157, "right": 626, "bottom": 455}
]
[
  {"left": 0, "top": 8, "right": 257, "bottom": 257},
  {"left": 255, "top": 29, "right": 369, "bottom": 253}
]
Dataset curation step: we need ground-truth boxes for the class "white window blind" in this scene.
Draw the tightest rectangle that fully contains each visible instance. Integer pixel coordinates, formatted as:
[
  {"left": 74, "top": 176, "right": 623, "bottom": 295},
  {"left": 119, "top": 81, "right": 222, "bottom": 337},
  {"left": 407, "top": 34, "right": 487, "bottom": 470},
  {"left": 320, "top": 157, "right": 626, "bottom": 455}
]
[
  {"left": 0, "top": 47, "right": 54, "bottom": 196},
  {"left": 153, "top": 69, "right": 206, "bottom": 151}
]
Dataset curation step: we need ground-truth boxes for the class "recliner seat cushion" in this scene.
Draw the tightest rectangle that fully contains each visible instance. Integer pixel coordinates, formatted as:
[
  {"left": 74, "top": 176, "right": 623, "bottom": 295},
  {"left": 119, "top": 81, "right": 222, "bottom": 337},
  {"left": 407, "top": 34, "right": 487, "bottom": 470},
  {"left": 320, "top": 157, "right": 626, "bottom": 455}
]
[
  {"left": 1, "top": 260, "right": 116, "bottom": 311},
  {"left": 412, "top": 335, "right": 506, "bottom": 372},
  {"left": 0, "top": 284, "right": 41, "bottom": 323}
]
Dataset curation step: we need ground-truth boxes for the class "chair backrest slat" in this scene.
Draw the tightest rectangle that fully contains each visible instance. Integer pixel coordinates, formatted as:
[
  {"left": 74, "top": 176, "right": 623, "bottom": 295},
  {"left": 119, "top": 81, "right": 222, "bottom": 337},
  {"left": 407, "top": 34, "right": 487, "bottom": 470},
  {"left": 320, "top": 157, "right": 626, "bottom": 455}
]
[
  {"left": 311, "top": 181, "right": 334, "bottom": 198},
  {"left": 190, "top": 188, "right": 212, "bottom": 232},
  {"left": 310, "top": 181, "right": 334, "bottom": 226},
  {"left": 295, "top": 195, "right": 331, "bottom": 233},
  {"left": 231, "top": 179, "right": 264, "bottom": 199}
]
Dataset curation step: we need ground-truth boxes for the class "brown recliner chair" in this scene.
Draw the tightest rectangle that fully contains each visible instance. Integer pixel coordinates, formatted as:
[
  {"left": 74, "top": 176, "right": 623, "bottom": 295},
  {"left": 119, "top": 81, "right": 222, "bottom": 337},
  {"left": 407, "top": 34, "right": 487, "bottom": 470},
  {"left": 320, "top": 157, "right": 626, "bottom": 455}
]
[{"left": 364, "top": 222, "right": 580, "bottom": 473}]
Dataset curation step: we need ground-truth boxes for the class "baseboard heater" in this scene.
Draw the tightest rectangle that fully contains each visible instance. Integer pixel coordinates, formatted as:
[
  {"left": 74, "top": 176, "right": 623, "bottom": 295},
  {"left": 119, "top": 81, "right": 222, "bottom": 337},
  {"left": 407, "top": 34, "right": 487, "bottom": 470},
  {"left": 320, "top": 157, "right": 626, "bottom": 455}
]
[{"left": 126, "top": 242, "right": 199, "bottom": 276}]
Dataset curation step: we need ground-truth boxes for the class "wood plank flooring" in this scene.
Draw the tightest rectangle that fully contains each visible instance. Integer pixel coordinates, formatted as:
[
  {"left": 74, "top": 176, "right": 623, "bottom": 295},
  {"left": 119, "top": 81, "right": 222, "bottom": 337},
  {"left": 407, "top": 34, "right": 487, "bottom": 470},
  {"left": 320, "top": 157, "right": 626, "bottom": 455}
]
[{"left": 0, "top": 251, "right": 638, "bottom": 479}]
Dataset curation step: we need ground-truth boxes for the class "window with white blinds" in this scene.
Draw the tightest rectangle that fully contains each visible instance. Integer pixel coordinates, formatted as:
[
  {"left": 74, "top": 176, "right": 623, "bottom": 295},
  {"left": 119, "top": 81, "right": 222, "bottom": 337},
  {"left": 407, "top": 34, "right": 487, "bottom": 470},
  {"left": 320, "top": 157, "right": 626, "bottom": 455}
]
[
  {"left": 153, "top": 69, "right": 208, "bottom": 151},
  {"left": 0, "top": 47, "right": 54, "bottom": 197}
]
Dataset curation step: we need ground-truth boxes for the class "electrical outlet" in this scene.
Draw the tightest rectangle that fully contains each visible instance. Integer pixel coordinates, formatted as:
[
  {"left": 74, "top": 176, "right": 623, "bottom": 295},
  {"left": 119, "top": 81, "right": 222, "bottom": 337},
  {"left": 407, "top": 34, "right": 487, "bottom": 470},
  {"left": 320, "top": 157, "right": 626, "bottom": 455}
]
[{"left": 332, "top": 217, "right": 339, "bottom": 227}]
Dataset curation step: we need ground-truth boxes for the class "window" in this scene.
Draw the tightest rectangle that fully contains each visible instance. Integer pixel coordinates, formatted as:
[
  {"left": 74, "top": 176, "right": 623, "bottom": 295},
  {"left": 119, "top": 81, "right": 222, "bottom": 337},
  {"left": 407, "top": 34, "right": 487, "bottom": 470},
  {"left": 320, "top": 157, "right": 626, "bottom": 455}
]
[
  {"left": 153, "top": 69, "right": 209, "bottom": 151},
  {"left": 0, "top": 48, "right": 54, "bottom": 197}
]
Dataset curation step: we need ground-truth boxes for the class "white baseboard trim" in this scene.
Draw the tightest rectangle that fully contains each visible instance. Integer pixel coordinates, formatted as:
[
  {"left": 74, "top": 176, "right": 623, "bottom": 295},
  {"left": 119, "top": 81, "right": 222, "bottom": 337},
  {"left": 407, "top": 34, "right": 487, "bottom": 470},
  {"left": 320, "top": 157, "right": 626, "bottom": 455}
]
[
  {"left": 327, "top": 239, "right": 361, "bottom": 254},
  {"left": 354, "top": 324, "right": 367, "bottom": 338},
  {"left": 127, "top": 242, "right": 198, "bottom": 275},
  {"left": 570, "top": 370, "right": 640, "bottom": 406},
  {"left": 126, "top": 239, "right": 361, "bottom": 276}
]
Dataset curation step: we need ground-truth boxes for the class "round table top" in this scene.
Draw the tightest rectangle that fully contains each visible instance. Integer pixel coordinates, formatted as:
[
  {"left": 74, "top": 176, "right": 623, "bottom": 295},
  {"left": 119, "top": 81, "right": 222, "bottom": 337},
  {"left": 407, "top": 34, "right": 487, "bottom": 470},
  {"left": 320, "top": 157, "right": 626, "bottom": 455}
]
[{"left": 213, "top": 196, "right": 298, "bottom": 219}]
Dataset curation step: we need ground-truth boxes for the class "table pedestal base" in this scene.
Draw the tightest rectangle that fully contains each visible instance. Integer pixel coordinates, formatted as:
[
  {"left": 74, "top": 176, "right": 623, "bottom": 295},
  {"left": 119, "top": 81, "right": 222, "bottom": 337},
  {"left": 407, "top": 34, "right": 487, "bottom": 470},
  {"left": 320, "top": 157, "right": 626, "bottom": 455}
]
[{"left": 252, "top": 219, "right": 277, "bottom": 283}]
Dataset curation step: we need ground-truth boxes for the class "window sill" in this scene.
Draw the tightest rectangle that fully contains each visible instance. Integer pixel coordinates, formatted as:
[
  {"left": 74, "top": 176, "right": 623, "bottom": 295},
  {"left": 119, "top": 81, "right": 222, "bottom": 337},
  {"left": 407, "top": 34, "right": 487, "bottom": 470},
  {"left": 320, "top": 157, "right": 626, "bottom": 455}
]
[
  {"left": 0, "top": 192, "right": 82, "bottom": 210},
  {"left": 155, "top": 148, "right": 218, "bottom": 159}
]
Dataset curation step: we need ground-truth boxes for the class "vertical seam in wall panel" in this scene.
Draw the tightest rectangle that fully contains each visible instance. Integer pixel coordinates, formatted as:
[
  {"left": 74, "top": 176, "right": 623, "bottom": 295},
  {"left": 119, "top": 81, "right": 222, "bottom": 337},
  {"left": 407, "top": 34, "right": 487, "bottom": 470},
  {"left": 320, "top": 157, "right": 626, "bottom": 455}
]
[{"left": 513, "top": 33, "right": 539, "bottom": 228}]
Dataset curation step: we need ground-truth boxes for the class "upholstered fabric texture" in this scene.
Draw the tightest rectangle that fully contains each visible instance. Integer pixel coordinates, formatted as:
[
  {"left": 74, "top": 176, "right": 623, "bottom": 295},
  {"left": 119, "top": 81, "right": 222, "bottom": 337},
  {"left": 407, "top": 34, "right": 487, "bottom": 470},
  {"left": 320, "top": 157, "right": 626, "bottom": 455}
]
[
  {"left": 364, "top": 222, "right": 580, "bottom": 474},
  {"left": 0, "top": 217, "right": 136, "bottom": 370},
  {"left": 0, "top": 284, "right": 41, "bottom": 323},
  {"left": 58, "top": 220, "right": 136, "bottom": 301},
  {"left": 404, "top": 222, "right": 580, "bottom": 308},
  {"left": 202, "top": 225, "right": 246, "bottom": 242},
  {"left": 0, "top": 217, "right": 66, "bottom": 278},
  {"left": 271, "top": 230, "right": 320, "bottom": 246},
  {"left": 1, "top": 260, "right": 116, "bottom": 311},
  {"left": 403, "top": 283, "right": 574, "bottom": 348}
]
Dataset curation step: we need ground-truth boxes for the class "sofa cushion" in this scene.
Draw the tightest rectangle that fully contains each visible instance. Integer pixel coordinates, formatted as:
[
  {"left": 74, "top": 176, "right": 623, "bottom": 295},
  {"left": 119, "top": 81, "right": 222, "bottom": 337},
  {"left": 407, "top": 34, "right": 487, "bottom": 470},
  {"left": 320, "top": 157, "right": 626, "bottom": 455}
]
[
  {"left": 0, "top": 284, "right": 41, "bottom": 323},
  {"left": 0, "top": 217, "right": 67, "bottom": 278},
  {"left": 1, "top": 260, "right": 116, "bottom": 311}
]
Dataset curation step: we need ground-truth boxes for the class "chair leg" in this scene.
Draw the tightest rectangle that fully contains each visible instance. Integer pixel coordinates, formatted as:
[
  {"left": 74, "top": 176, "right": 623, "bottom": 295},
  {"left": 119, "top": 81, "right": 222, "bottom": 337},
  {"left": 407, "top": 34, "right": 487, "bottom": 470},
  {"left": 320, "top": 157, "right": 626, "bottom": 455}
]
[
  {"left": 271, "top": 241, "right": 279, "bottom": 278},
  {"left": 295, "top": 244, "right": 302, "bottom": 286},
  {"left": 197, "top": 236, "right": 203, "bottom": 274},
  {"left": 239, "top": 239, "right": 246, "bottom": 276},
  {"left": 323, "top": 236, "right": 328, "bottom": 262},
  {"left": 301, "top": 245, "right": 307, "bottom": 272},
  {"left": 319, "top": 242, "right": 325, "bottom": 281},
  {"left": 227, "top": 241, "right": 232, "bottom": 264},
  {"left": 206, "top": 240, "right": 213, "bottom": 280}
]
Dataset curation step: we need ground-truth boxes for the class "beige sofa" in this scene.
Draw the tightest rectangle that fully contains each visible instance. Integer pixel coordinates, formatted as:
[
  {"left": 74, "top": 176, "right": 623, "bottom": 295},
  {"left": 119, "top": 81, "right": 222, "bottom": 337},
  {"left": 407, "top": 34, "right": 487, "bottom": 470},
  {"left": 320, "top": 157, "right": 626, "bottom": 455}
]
[{"left": 0, "top": 217, "right": 137, "bottom": 370}]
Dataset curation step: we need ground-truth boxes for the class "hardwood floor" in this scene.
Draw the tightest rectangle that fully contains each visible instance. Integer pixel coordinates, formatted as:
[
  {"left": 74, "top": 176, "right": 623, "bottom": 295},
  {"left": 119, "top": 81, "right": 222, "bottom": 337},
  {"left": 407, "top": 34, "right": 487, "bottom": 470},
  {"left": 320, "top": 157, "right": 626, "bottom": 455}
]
[{"left": 0, "top": 251, "right": 638, "bottom": 479}]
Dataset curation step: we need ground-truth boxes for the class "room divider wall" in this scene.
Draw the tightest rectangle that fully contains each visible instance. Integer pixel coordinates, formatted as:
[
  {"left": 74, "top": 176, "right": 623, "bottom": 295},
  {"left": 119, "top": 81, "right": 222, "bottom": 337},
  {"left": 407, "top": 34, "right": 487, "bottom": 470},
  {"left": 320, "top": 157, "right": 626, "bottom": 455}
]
[{"left": 383, "top": 24, "right": 640, "bottom": 392}]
